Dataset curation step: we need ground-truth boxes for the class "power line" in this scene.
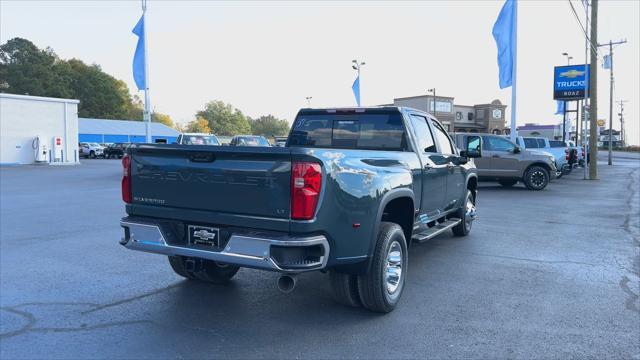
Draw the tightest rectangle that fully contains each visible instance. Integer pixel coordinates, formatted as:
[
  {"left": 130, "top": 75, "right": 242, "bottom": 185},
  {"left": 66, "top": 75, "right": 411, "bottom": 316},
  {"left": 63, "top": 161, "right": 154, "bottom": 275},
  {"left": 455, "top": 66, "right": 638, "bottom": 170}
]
[{"left": 567, "top": 0, "right": 603, "bottom": 60}]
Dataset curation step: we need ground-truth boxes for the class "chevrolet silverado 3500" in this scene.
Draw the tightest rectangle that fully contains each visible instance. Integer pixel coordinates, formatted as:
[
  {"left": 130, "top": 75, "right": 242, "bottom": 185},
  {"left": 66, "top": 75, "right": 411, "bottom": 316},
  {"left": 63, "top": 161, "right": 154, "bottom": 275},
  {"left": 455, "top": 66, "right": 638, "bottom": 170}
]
[{"left": 119, "top": 107, "right": 481, "bottom": 312}]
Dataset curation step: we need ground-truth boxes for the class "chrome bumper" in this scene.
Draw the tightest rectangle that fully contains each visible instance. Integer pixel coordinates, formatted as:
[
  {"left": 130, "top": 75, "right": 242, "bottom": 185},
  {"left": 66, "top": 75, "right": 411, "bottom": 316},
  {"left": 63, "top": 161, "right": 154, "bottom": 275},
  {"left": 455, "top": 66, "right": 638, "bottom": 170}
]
[{"left": 120, "top": 220, "right": 329, "bottom": 273}]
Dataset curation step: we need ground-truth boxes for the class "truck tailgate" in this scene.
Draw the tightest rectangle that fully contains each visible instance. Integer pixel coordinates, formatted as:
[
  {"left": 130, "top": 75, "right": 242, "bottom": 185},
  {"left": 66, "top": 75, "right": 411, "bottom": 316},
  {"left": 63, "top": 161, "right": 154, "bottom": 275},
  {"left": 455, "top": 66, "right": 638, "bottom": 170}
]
[{"left": 130, "top": 145, "right": 292, "bottom": 219}]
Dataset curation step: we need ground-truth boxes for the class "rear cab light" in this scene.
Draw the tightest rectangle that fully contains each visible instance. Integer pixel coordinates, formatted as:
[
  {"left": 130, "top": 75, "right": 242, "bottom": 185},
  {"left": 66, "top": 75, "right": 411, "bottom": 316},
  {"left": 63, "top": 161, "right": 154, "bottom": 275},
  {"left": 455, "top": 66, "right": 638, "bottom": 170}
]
[
  {"left": 122, "top": 154, "right": 132, "bottom": 203},
  {"left": 291, "top": 161, "right": 322, "bottom": 220}
]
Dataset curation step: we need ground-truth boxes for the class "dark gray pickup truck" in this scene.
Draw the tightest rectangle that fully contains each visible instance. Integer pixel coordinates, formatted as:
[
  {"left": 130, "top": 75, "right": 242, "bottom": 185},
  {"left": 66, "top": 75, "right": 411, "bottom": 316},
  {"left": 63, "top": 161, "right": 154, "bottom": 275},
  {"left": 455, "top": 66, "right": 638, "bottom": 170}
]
[{"left": 119, "top": 106, "right": 481, "bottom": 312}]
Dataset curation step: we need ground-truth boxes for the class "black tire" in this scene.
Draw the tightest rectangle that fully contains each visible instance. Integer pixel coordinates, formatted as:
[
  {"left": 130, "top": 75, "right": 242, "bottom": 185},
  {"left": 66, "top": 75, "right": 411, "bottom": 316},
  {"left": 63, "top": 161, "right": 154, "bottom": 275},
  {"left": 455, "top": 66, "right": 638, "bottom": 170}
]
[
  {"left": 561, "top": 164, "right": 572, "bottom": 176},
  {"left": 168, "top": 256, "right": 239, "bottom": 283},
  {"left": 498, "top": 180, "right": 518, "bottom": 187},
  {"left": 194, "top": 260, "right": 240, "bottom": 283},
  {"left": 104, "top": 154, "right": 110, "bottom": 159},
  {"left": 329, "top": 271, "right": 361, "bottom": 307},
  {"left": 89, "top": 151, "right": 96, "bottom": 159},
  {"left": 357, "top": 222, "right": 407, "bottom": 313},
  {"left": 524, "top": 166, "right": 549, "bottom": 190},
  {"left": 452, "top": 190, "right": 475, "bottom": 237}
]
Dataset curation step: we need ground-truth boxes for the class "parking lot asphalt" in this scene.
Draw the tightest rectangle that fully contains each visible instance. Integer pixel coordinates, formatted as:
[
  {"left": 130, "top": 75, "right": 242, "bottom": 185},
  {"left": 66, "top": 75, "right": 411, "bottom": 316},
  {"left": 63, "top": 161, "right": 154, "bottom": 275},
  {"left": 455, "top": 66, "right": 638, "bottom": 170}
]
[{"left": 1, "top": 153, "right": 639, "bottom": 359}]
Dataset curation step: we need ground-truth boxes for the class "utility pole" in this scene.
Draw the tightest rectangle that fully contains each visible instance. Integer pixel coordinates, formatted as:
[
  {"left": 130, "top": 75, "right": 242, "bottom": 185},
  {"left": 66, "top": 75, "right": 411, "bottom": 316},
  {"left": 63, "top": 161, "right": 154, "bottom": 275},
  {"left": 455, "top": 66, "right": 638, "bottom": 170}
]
[
  {"left": 581, "top": 0, "right": 590, "bottom": 180},
  {"left": 598, "top": 39, "right": 627, "bottom": 165},
  {"left": 618, "top": 100, "right": 628, "bottom": 146},
  {"left": 588, "top": 0, "right": 598, "bottom": 179}
]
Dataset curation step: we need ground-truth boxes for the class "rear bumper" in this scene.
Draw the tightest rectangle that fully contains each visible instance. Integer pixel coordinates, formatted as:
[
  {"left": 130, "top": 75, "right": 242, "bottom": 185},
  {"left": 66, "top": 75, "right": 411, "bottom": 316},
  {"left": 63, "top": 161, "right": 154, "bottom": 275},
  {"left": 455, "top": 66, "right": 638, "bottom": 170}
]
[{"left": 119, "top": 218, "right": 329, "bottom": 273}]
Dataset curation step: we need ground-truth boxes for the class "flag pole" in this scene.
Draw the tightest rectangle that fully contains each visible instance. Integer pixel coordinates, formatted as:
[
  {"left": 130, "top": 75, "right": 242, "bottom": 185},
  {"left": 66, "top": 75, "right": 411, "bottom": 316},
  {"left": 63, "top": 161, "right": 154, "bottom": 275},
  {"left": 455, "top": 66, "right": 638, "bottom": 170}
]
[
  {"left": 509, "top": 0, "right": 518, "bottom": 143},
  {"left": 142, "top": 0, "right": 151, "bottom": 143}
]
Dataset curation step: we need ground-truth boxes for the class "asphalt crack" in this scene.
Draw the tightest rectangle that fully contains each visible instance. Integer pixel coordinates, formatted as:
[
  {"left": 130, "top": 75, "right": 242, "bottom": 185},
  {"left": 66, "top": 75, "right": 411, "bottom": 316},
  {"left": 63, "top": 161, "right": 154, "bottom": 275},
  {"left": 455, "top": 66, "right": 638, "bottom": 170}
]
[{"left": 1, "top": 283, "right": 181, "bottom": 340}]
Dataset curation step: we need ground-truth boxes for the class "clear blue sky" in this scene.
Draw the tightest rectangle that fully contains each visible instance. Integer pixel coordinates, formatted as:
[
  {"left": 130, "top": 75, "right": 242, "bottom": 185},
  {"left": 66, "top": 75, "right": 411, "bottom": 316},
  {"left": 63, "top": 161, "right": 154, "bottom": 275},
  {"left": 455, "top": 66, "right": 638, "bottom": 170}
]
[{"left": 2, "top": 0, "right": 638, "bottom": 144}]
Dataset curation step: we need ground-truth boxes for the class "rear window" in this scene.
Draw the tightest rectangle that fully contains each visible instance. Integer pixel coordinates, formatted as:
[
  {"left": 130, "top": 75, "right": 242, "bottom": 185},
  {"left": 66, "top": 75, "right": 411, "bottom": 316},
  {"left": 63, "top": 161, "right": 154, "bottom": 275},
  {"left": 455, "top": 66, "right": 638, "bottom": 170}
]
[
  {"left": 288, "top": 112, "right": 407, "bottom": 151},
  {"left": 549, "top": 140, "right": 565, "bottom": 148},
  {"left": 183, "top": 135, "right": 219, "bottom": 145},
  {"left": 236, "top": 136, "right": 270, "bottom": 146}
]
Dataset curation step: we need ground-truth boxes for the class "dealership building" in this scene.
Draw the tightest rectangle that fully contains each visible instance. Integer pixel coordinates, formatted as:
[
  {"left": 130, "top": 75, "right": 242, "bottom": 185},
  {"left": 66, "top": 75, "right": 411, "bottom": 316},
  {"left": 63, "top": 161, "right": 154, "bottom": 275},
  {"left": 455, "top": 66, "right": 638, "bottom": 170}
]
[
  {"left": 1, "top": 93, "right": 80, "bottom": 165},
  {"left": 0, "top": 93, "right": 180, "bottom": 165},
  {"left": 392, "top": 95, "right": 508, "bottom": 134},
  {"left": 79, "top": 118, "right": 179, "bottom": 144}
]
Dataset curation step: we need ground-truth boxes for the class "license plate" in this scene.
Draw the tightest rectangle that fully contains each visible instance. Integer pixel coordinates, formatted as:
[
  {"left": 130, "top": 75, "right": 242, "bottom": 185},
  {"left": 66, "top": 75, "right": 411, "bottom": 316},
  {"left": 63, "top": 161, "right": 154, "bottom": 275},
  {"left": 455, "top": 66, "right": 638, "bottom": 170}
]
[{"left": 188, "top": 225, "right": 220, "bottom": 247}]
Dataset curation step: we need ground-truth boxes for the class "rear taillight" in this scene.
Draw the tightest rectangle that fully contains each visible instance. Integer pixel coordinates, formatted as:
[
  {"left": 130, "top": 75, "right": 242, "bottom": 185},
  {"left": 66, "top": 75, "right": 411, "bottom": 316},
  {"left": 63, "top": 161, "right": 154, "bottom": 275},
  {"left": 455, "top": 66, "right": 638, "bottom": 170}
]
[
  {"left": 122, "top": 154, "right": 132, "bottom": 203},
  {"left": 291, "top": 162, "right": 322, "bottom": 220}
]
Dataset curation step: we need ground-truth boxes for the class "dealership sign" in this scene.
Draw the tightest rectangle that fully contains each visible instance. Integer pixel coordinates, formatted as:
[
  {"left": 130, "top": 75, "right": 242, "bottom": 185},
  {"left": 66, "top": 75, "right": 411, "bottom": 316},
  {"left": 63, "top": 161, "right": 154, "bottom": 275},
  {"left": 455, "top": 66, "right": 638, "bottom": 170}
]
[{"left": 553, "top": 64, "right": 590, "bottom": 100}]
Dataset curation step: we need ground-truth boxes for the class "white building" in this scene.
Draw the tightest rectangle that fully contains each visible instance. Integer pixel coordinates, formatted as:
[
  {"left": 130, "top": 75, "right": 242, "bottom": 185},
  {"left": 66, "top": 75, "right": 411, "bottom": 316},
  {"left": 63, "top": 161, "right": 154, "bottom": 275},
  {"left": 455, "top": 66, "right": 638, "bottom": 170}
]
[{"left": 0, "top": 93, "right": 80, "bottom": 165}]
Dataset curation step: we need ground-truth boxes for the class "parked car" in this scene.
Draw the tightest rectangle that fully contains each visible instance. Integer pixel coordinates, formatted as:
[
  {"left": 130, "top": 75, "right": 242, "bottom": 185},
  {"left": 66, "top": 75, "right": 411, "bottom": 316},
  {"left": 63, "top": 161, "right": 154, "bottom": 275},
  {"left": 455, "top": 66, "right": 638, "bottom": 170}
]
[
  {"left": 273, "top": 136, "right": 288, "bottom": 147},
  {"left": 176, "top": 133, "right": 221, "bottom": 145},
  {"left": 79, "top": 142, "right": 104, "bottom": 158},
  {"left": 229, "top": 135, "right": 271, "bottom": 147},
  {"left": 104, "top": 143, "right": 129, "bottom": 159},
  {"left": 119, "top": 106, "right": 482, "bottom": 313},
  {"left": 453, "top": 133, "right": 557, "bottom": 190},
  {"left": 510, "top": 136, "right": 571, "bottom": 178}
]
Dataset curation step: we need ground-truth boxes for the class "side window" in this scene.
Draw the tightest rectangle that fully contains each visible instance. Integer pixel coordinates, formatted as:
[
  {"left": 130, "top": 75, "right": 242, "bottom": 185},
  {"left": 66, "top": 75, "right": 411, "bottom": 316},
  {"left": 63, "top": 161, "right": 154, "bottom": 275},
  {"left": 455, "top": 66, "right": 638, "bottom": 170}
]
[
  {"left": 409, "top": 115, "right": 437, "bottom": 153},
  {"left": 537, "top": 139, "right": 546, "bottom": 148},
  {"left": 523, "top": 138, "right": 539, "bottom": 148},
  {"left": 428, "top": 119, "right": 455, "bottom": 155},
  {"left": 487, "top": 136, "right": 516, "bottom": 152}
]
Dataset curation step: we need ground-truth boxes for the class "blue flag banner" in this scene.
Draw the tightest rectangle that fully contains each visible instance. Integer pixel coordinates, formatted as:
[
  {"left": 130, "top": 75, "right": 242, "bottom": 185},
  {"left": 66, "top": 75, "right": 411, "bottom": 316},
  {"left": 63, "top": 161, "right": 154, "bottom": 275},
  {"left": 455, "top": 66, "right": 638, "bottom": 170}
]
[
  {"left": 555, "top": 100, "right": 565, "bottom": 115},
  {"left": 132, "top": 14, "right": 146, "bottom": 91},
  {"left": 352, "top": 76, "right": 361, "bottom": 107},
  {"left": 492, "top": 0, "right": 516, "bottom": 89},
  {"left": 603, "top": 54, "right": 611, "bottom": 69}
]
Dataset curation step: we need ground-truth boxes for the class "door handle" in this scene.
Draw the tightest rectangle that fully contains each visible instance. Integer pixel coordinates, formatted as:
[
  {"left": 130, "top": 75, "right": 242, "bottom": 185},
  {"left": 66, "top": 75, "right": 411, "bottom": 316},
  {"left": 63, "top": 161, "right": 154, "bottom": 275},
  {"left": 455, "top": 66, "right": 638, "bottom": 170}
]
[{"left": 424, "top": 164, "right": 433, "bottom": 170}]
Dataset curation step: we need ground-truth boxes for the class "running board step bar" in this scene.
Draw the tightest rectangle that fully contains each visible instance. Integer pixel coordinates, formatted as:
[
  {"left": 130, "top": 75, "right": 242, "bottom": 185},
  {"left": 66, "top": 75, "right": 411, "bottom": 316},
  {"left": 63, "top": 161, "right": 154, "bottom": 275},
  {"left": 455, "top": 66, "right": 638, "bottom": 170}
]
[{"left": 412, "top": 219, "right": 461, "bottom": 243}]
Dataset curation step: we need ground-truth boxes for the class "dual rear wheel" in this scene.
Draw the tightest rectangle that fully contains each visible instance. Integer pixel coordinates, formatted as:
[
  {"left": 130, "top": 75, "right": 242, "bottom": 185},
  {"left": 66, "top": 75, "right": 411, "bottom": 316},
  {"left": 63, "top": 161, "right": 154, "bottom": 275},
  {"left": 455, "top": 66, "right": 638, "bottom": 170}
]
[{"left": 331, "top": 222, "right": 408, "bottom": 313}]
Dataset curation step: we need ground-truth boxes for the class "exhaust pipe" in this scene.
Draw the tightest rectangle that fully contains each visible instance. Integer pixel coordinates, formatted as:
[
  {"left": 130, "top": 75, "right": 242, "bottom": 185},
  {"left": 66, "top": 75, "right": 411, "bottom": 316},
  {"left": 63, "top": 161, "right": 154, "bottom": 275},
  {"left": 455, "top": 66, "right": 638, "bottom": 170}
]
[{"left": 277, "top": 274, "right": 297, "bottom": 293}]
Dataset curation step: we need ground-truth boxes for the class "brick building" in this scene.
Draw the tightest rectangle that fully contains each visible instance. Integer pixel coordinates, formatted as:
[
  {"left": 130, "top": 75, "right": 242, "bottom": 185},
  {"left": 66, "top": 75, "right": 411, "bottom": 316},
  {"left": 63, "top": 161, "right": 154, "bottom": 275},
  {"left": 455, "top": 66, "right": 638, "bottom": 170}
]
[{"left": 393, "top": 95, "right": 507, "bottom": 134}]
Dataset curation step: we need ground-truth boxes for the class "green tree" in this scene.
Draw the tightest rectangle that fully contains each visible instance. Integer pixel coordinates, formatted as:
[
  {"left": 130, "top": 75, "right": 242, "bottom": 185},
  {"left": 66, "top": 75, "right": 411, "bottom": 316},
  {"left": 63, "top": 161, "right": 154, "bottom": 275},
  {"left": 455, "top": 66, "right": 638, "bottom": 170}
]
[
  {"left": 152, "top": 113, "right": 174, "bottom": 128},
  {"left": 248, "top": 115, "right": 290, "bottom": 136},
  {"left": 196, "top": 100, "right": 251, "bottom": 136},
  {"left": 0, "top": 37, "right": 140, "bottom": 120},
  {"left": 0, "top": 37, "right": 73, "bottom": 98},
  {"left": 183, "top": 117, "right": 211, "bottom": 133}
]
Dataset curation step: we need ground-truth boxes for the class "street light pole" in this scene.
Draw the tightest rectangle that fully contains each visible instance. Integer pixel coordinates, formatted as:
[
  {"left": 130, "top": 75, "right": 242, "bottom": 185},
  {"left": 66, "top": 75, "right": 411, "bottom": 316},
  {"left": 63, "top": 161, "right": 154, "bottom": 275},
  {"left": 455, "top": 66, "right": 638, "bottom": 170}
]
[
  {"left": 352, "top": 60, "right": 365, "bottom": 106},
  {"left": 561, "top": 53, "right": 572, "bottom": 143},
  {"left": 428, "top": 88, "right": 436, "bottom": 117}
]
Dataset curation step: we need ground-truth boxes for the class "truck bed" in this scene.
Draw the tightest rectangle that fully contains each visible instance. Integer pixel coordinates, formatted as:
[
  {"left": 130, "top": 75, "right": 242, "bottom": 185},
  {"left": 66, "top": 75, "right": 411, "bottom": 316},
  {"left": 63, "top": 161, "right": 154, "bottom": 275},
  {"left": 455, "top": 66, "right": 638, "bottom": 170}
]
[{"left": 128, "top": 144, "right": 292, "bottom": 219}]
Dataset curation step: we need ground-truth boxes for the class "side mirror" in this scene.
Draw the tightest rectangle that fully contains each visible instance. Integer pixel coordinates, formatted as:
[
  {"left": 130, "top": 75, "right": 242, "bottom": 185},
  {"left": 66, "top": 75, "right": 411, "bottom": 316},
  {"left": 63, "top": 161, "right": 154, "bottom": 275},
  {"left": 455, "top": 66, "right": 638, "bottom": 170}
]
[
  {"left": 513, "top": 146, "right": 521, "bottom": 154},
  {"left": 461, "top": 135, "right": 482, "bottom": 158}
]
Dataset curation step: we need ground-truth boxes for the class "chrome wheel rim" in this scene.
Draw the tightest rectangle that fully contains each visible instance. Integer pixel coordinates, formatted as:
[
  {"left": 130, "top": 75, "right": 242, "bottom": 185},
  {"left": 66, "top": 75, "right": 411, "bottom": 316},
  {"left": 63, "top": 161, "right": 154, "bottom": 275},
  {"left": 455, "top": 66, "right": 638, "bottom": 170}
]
[
  {"left": 465, "top": 197, "right": 476, "bottom": 228},
  {"left": 385, "top": 241, "right": 403, "bottom": 295},
  {"left": 531, "top": 170, "right": 546, "bottom": 188}
]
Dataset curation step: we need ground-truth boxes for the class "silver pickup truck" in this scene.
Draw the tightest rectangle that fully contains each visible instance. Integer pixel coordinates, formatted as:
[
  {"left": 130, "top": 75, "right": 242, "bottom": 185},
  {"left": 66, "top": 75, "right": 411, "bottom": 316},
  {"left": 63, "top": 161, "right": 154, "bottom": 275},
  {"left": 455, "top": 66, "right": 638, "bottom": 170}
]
[{"left": 453, "top": 133, "right": 557, "bottom": 190}]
